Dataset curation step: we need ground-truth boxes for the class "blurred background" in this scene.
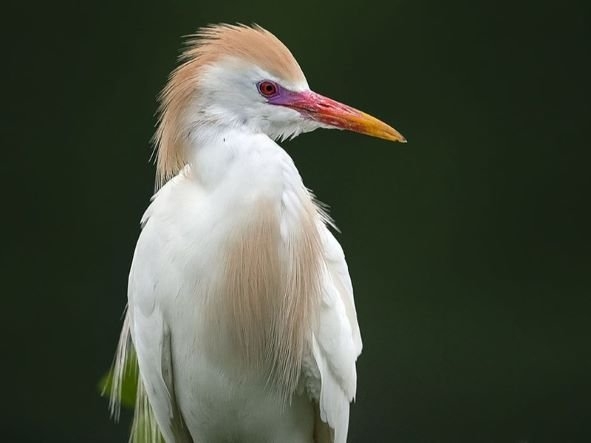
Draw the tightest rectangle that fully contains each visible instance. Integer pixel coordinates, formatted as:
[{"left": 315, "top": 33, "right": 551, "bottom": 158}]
[{"left": 3, "top": 0, "right": 590, "bottom": 441}]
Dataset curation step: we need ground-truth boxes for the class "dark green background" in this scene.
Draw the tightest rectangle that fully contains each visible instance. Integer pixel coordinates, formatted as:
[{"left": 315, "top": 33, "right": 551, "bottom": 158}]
[{"left": 4, "top": 0, "right": 590, "bottom": 442}]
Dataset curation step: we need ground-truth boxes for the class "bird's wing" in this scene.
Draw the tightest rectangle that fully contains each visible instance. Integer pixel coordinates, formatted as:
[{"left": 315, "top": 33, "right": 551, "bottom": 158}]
[
  {"left": 110, "top": 178, "right": 195, "bottom": 443},
  {"left": 129, "top": 302, "right": 192, "bottom": 443},
  {"left": 125, "top": 206, "right": 194, "bottom": 443},
  {"left": 309, "top": 225, "right": 363, "bottom": 443},
  {"left": 110, "top": 269, "right": 193, "bottom": 443}
]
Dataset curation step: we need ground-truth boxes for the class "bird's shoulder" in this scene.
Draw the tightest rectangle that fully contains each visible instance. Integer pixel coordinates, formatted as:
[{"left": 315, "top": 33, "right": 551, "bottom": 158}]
[{"left": 140, "top": 165, "right": 203, "bottom": 228}]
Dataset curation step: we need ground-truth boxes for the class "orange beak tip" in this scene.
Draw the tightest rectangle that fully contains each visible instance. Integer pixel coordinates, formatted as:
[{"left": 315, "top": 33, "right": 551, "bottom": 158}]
[{"left": 384, "top": 127, "right": 407, "bottom": 144}]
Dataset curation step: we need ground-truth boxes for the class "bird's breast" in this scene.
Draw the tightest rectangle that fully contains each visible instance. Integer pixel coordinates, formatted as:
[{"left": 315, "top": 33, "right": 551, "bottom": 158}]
[
  {"left": 150, "top": 138, "right": 326, "bottom": 397},
  {"left": 199, "top": 178, "right": 324, "bottom": 398}
]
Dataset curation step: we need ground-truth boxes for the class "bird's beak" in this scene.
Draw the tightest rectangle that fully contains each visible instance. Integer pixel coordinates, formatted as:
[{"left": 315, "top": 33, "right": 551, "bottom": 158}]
[{"left": 281, "top": 90, "right": 406, "bottom": 143}]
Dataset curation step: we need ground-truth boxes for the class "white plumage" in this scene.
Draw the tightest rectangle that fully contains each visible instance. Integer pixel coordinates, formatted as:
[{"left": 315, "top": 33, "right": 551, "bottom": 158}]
[{"left": 110, "top": 24, "right": 404, "bottom": 443}]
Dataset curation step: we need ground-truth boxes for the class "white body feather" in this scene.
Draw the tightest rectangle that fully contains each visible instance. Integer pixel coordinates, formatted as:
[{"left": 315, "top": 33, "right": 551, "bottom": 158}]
[{"left": 116, "top": 128, "right": 361, "bottom": 442}]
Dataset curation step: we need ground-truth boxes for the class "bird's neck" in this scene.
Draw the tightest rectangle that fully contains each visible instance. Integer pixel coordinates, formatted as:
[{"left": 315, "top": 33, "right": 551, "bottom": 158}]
[
  {"left": 188, "top": 124, "right": 281, "bottom": 189},
  {"left": 186, "top": 124, "right": 325, "bottom": 396}
]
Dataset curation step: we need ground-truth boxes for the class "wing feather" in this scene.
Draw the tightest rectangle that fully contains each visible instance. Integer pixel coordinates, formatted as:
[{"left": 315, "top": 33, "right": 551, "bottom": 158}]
[
  {"left": 310, "top": 226, "right": 363, "bottom": 443},
  {"left": 126, "top": 213, "right": 193, "bottom": 443},
  {"left": 111, "top": 179, "right": 193, "bottom": 443}
]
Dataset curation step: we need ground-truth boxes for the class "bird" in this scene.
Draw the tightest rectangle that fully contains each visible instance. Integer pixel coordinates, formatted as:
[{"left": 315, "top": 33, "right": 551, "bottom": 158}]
[{"left": 109, "top": 23, "right": 405, "bottom": 443}]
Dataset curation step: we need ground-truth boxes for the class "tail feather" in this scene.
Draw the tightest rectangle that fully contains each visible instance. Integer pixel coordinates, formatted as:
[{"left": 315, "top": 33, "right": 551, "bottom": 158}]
[
  {"left": 108, "top": 310, "right": 136, "bottom": 420},
  {"left": 108, "top": 309, "right": 164, "bottom": 443},
  {"left": 130, "top": 379, "right": 165, "bottom": 443}
]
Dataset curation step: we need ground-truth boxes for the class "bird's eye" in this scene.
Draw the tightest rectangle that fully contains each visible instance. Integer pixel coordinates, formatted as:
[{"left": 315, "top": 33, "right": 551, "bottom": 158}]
[{"left": 257, "top": 81, "right": 278, "bottom": 98}]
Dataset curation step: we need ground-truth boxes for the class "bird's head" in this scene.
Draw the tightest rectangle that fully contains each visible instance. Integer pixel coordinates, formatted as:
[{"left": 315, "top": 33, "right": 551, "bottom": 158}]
[{"left": 155, "top": 24, "right": 405, "bottom": 185}]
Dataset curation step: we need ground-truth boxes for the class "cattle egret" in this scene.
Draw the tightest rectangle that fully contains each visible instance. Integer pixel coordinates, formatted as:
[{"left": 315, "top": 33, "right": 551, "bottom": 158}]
[{"left": 110, "top": 23, "right": 405, "bottom": 443}]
